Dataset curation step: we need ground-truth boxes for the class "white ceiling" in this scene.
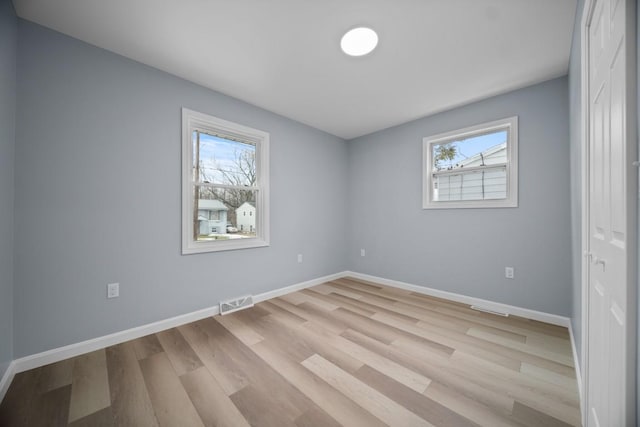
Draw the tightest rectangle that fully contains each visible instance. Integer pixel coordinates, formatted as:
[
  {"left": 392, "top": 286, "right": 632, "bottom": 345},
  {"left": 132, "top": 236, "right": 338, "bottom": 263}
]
[{"left": 13, "top": 0, "right": 577, "bottom": 140}]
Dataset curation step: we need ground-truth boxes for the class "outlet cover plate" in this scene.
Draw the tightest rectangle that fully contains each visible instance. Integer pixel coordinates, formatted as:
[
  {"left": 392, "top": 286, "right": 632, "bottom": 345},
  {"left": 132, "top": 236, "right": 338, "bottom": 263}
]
[
  {"left": 505, "top": 267, "right": 514, "bottom": 279},
  {"left": 107, "top": 282, "right": 120, "bottom": 298}
]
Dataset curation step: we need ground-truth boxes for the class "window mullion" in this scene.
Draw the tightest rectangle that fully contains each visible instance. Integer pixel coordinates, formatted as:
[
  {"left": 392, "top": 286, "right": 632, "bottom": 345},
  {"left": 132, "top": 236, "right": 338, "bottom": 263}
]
[
  {"left": 195, "top": 183, "right": 259, "bottom": 191},
  {"left": 432, "top": 163, "right": 507, "bottom": 177}
]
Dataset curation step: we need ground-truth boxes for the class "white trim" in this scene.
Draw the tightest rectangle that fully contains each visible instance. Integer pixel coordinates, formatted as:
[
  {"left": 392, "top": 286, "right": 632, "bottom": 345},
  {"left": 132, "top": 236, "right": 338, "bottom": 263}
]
[
  {"left": 4, "top": 270, "right": 578, "bottom": 397},
  {"left": 344, "top": 271, "right": 571, "bottom": 327},
  {"left": 579, "top": 0, "right": 594, "bottom": 423},
  {"left": 9, "top": 271, "right": 348, "bottom": 375},
  {"left": 13, "top": 305, "right": 221, "bottom": 374},
  {"left": 0, "top": 361, "right": 17, "bottom": 403},
  {"left": 254, "top": 272, "right": 347, "bottom": 303},
  {"left": 568, "top": 322, "right": 584, "bottom": 426},
  {"left": 422, "top": 116, "right": 518, "bottom": 210},
  {"left": 181, "top": 108, "right": 270, "bottom": 255}
]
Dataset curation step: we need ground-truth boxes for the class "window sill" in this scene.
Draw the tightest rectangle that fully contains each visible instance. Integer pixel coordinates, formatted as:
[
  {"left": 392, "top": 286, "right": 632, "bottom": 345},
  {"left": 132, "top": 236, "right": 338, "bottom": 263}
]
[
  {"left": 182, "top": 238, "right": 269, "bottom": 255},
  {"left": 422, "top": 199, "right": 517, "bottom": 209}
]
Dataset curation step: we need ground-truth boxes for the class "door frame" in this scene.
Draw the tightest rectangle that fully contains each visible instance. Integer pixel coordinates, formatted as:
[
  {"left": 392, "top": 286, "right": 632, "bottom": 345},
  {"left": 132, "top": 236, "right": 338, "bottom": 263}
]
[{"left": 580, "top": 0, "right": 637, "bottom": 425}]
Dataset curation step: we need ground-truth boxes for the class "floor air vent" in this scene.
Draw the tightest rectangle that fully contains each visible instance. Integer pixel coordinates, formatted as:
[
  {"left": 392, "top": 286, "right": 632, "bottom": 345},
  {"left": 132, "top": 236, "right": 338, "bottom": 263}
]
[
  {"left": 220, "top": 295, "right": 254, "bottom": 315},
  {"left": 470, "top": 305, "right": 509, "bottom": 317}
]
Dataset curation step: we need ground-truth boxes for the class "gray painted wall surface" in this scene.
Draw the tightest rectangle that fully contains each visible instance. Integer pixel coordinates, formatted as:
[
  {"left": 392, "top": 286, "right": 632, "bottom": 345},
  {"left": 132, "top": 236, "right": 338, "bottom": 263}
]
[
  {"left": 0, "top": 0, "right": 16, "bottom": 380},
  {"left": 14, "top": 20, "right": 348, "bottom": 357},
  {"left": 347, "top": 77, "right": 572, "bottom": 316},
  {"left": 568, "top": 0, "right": 584, "bottom": 364},
  {"left": 8, "top": 13, "right": 579, "bottom": 365}
]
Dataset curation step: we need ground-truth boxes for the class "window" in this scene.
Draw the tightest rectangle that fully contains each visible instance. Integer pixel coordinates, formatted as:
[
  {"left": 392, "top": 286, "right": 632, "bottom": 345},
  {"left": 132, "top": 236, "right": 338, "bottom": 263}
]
[
  {"left": 182, "top": 108, "right": 269, "bottom": 254},
  {"left": 423, "top": 116, "right": 518, "bottom": 209}
]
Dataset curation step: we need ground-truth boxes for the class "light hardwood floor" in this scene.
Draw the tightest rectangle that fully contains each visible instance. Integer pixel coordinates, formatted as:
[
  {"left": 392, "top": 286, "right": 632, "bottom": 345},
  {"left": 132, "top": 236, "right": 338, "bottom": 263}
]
[{"left": 0, "top": 277, "right": 581, "bottom": 426}]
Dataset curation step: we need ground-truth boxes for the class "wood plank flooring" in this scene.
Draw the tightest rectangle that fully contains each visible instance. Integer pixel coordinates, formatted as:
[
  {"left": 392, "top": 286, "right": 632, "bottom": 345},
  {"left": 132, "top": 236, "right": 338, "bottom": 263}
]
[{"left": 0, "top": 278, "right": 581, "bottom": 426}]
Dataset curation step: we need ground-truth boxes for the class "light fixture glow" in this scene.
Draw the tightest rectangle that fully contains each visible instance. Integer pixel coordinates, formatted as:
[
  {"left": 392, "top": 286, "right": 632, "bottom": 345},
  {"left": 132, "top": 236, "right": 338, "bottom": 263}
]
[{"left": 340, "top": 27, "right": 378, "bottom": 57}]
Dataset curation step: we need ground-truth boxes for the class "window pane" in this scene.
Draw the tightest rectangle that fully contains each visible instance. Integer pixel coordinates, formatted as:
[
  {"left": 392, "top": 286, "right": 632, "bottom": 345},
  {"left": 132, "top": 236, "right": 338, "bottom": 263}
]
[
  {"left": 432, "top": 130, "right": 507, "bottom": 170},
  {"left": 193, "top": 186, "right": 257, "bottom": 241},
  {"left": 192, "top": 131, "right": 256, "bottom": 186},
  {"left": 431, "top": 129, "right": 508, "bottom": 202}
]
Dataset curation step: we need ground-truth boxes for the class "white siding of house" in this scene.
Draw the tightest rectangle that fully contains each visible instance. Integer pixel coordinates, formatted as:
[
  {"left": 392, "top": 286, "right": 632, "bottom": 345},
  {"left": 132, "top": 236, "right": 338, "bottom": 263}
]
[
  {"left": 197, "top": 199, "right": 229, "bottom": 235},
  {"left": 198, "top": 209, "right": 228, "bottom": 235},
  {"left": 435, "top": 166, "right": 507, "bottom": 201},
  {"left": 434, "top": 143, "right": 507, "bottom": 201},
  {"left": 236, "top": 202, "right": 256, "bottom": 233}
]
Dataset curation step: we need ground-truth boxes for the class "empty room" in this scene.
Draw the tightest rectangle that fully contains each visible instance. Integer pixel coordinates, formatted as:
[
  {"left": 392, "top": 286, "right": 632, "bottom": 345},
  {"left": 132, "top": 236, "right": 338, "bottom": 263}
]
[{"left": 0, "top": 0, "right": 637, "bottom": 426}]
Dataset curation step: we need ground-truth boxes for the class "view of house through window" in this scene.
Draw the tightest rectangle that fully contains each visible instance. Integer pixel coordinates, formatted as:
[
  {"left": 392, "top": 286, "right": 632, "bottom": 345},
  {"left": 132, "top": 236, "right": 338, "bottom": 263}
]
[
  {"left": 432, "top": 130, "right": 508, "bottom": 201},
  {"left": 193, "top": 131, "right": 257, "bottom": 241},
  {"left": 182, "top": 108, "right": 269, "bottom": 254},
  {"left": 423, "top": 116, "right": 518, "bottom": 209}
]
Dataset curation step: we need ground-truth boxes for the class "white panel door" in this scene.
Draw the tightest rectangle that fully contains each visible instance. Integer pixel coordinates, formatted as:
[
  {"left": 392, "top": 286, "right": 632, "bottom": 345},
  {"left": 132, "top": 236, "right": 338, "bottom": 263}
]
[{"left": 585, "top": 0, "right": 636, "bottom": 425}]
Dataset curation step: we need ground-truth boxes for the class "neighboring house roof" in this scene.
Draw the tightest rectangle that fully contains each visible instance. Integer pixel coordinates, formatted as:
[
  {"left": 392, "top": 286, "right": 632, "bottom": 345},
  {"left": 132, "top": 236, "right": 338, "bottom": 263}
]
[
  {"left": 237, "top": 202, "right": 255, "bottom": 210},
  {"left": 198, "top": 199, "right": 228, "bottom": 211},
  {"left": 458, "top": 142, "right": 506, "bottom": 168}
]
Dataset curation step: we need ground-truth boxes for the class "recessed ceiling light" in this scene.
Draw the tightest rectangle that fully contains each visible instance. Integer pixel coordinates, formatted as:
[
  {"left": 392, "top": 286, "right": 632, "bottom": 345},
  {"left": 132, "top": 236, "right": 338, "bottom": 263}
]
[{"left": 340, "top": 27, "right": 378, "bottom": 57}]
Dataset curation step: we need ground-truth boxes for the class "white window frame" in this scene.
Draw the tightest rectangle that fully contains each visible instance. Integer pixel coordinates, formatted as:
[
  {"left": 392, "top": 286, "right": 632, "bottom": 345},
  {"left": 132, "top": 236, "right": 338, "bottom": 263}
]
[
  {"left": 182, "top": 108, "right": 269, "bottom": 254},
  {"left": 422, "top": 116, "right": 518, "bottom": 209}
]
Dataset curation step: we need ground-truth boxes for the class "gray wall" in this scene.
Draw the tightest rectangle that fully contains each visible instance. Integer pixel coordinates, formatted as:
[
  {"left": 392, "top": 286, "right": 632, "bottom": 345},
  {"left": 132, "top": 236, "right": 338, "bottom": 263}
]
[
  {"left": 7, "top": 10, "right": 580, "bottom": 364},
  {"left": 14, "top": 20, "right": 348, "bottom": 357},
  {"left": 568, "top": 0, "right": 584, "bottom": 364},
  {"left": 347, "top": 77, "right": 572, "bottom": 316},
  {"left": 0, "top": 0, "right": 16, "bottom": 380}
]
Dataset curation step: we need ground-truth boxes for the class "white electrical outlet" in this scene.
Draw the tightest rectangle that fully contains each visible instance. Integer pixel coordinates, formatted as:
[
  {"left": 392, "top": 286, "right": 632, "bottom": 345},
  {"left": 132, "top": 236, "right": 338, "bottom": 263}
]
[
  {"left": 505, "top": 267, "right": 514, "bottom": 279},
  {"left": 297, "top": 254, "right": 303, "bottom": 263},
  {"left": 360, "top": 249, "right": 366, "bottom": 257},
  {"left": 107, "top": 282, "right": 119, "bottom": 298}
]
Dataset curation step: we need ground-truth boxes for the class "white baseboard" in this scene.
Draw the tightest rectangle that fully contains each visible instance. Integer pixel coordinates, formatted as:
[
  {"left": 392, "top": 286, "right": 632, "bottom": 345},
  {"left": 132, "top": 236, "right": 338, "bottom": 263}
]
[
  {"left": 343, "top": 271, "right": 571, "bottom": 327},
  {"left": 0, "top": 361, "right": 16, "bottom": 403},
  {"left": 11, "top": 271, "right": 348, "bottom": 376},
  {"left": 13, "top": 305, "right": 222, "bottom": 375},
  {"left": 254, "top": 271, "right": 348, "bottom": 304},
  {"left": 6, "top": 269, "right": 575, "bottom": 398}
]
